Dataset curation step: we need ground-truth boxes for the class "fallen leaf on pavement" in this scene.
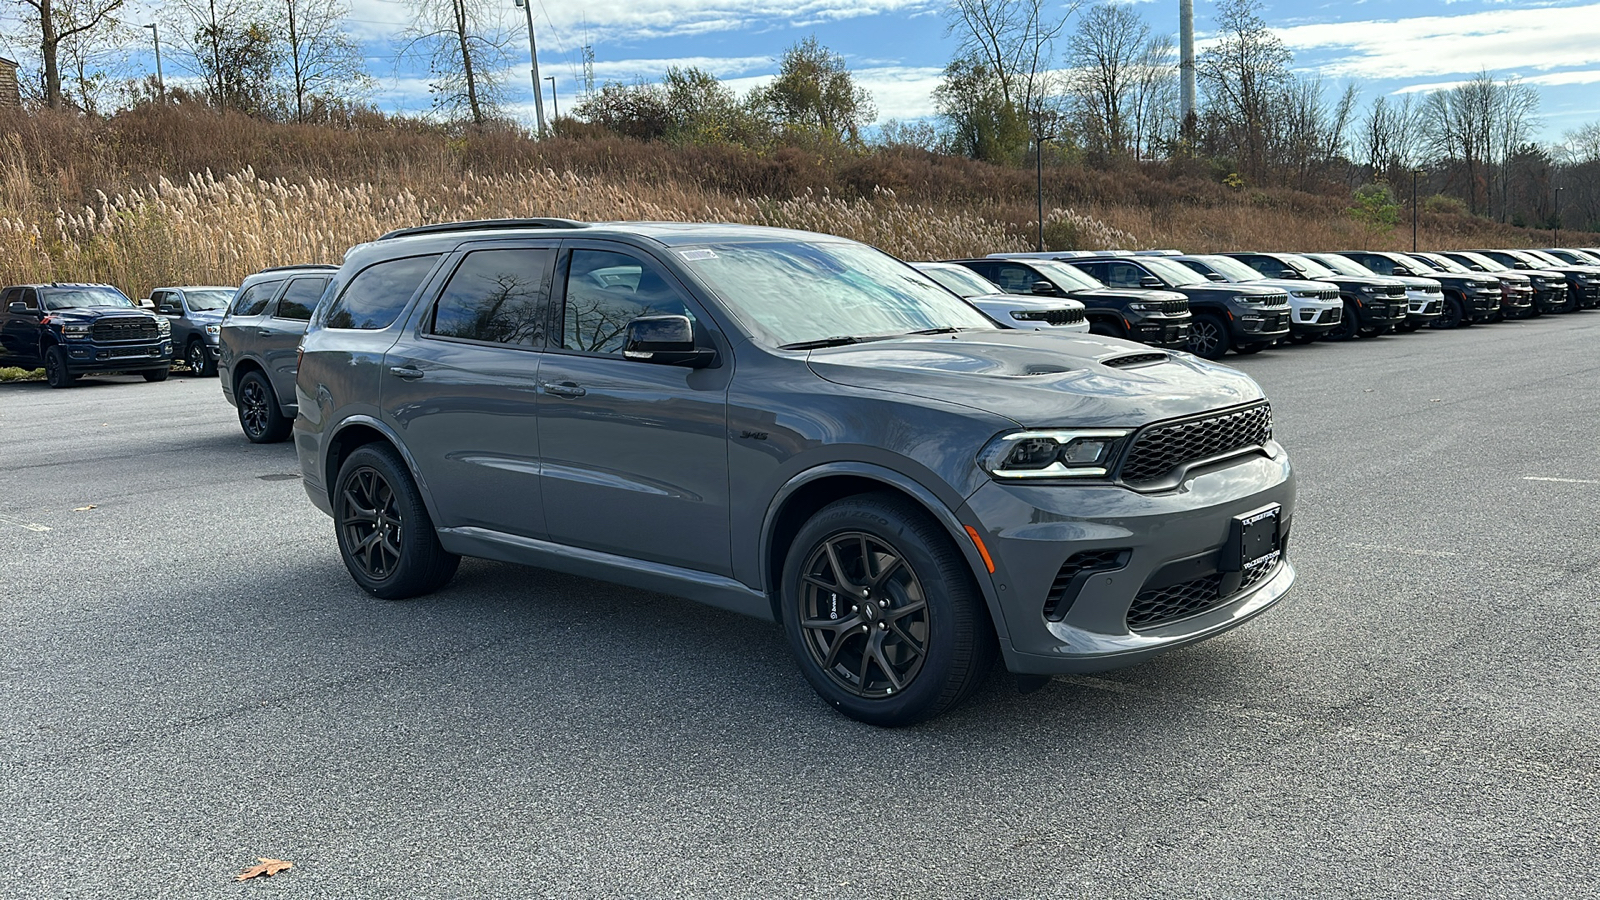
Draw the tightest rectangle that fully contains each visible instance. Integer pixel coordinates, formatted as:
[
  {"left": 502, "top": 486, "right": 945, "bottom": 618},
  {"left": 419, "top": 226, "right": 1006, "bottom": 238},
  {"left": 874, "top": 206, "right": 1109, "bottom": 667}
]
[
  {"left": 235, "top": 858, "right": 294, "bottom": 881},
  {"left": 72, "top": 505, "right": 96, "bottom": 511}
]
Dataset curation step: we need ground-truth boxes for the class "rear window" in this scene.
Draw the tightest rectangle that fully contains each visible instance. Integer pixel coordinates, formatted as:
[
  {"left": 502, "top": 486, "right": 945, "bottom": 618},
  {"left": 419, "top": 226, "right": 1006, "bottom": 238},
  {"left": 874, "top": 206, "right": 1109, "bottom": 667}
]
[{"left": 325, "top": 255, "right": 441, "bottom": 330}]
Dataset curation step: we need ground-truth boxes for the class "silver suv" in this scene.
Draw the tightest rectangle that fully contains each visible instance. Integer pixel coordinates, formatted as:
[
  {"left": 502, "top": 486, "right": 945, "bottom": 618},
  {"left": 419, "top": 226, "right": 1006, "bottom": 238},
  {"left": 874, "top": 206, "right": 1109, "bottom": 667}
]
[
  {"left": 293, "top": 220, "right": 1297, "bottom": 726},
  {"left": 218, "top": 264, "right": 336, "bottom": 442}
]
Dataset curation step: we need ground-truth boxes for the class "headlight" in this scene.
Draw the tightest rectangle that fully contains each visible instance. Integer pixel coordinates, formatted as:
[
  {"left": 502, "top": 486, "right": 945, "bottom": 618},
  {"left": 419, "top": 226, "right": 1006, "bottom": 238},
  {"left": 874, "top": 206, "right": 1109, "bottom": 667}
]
[
  {"left": 62, "top": 323, "right": 91, "bottom": 338},
  {"left": 1291, "top": 290, "right": 1318, "bottom": 298},
  {"left": 978, "top": 429, "right": 1132, "bottom": 480},
  {"left": 155, "top": 318, "right": 171, "bottom": 334},
  {"left": 1360, "top": 285, "right": 1382, "bottom": 294},
  {"left": 205, "top": 324, "right": 220, "bottom": 335}
]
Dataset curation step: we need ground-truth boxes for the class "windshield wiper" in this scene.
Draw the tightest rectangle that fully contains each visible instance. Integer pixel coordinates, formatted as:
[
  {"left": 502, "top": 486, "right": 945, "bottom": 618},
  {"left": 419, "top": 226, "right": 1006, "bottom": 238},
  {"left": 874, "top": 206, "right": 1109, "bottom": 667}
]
[
  {"left": 905, "top": 326, "right": 961, "bottom": 335},
  {"left": 780, "top": 335, "right": 870, "bottom": 350}
]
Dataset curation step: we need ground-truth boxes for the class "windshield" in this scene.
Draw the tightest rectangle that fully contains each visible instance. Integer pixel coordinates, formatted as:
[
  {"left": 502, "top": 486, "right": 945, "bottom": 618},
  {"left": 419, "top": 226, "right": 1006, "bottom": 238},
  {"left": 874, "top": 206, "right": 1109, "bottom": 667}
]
[
  {"left": 1029, "top": 260, "right": 1106, "bottom": 290},
  {"left": 1411, "top": 253, "right": 1468, "bottom": 274},
  {"left": 1522, "top": 249, "right": 1568, "bottom": 267},
  {"left": 1280, "top": 254, "right": 1337, "bottom": 278},
  {"left": 1307, "top": 254, "right": 1377, "bottom": 277},
  {"left": 42, "top": 287, "right": 135, "bottom": 310},
  {"left": 915, "top": 264, "right": 1000, "bottom": 298},
  {"left": 680, "top": 240, "right": 997, "bottom": 347},
  {"left": 184, "top": 289, "right": 235, "bottom": 311},
  {"left": 1453, "top": 251, "right": 1506, "bottom": 272},
  {"left": 1135, "top": 256, "right": 1211, "bottom": 286},
  {"left": 1567, "top": 249, "right": 1600, "bottom": 264},
  {"left": 1190, "top": 255, "right": 1263, "bottom": 283}
]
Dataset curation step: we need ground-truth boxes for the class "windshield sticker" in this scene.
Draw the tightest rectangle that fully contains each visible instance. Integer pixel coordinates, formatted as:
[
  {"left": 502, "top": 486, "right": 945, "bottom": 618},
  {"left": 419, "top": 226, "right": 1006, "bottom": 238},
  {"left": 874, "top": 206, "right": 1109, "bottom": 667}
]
[{"left": 678, "top": 249, "right": 717, "bottom": 261}]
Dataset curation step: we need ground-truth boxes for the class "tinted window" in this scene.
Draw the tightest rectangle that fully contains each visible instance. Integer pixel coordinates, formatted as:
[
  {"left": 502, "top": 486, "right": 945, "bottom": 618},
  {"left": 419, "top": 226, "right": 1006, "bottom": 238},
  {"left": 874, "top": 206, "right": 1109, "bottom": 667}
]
[
  {"left": 232, "top": 280, "right": 283, "bottom": 317},
  {"left": 325, "top": 256, "right": 440, "bottom": 330},
  {"left": 1356, "top": 255, "right": 1395, "bottom": 275},
  {"left": 1100, "top": 263, "right": 1149, "bottom": 288},
  {"left": 275, "top": 277, "right": 328, "bottom": 321},
  {"left": 430, "top": 248, "right": 553, "bottom": 347},
  {"left": 989, "top": 263, "right": 1043, "bottom": 294},
  {"left": 562, "top": 249, "right": 692, "bottom": 355}
]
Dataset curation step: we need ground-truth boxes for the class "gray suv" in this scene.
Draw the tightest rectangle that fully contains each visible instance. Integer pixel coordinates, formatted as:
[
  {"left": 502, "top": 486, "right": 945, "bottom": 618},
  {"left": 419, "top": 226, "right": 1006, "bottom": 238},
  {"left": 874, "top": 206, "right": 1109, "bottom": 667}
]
[
  {"left": 293, "top": 220, "right": 1297, "bottom": 726},
  {"left": 219, "top": 264, "right": 336, "bottom": 442}
]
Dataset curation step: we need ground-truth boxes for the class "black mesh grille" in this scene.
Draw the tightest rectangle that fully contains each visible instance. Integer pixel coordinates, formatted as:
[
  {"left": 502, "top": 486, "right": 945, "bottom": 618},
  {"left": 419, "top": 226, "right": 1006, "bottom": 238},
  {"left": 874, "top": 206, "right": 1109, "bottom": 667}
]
[
  {"left": 1158, "top": 299, "right": 1189, "bottom": 314},
  {"left": 1384, "top": 286, "right": 1406, "bottom": 298},
  {"left": 1103, "top": 352, "right": 1168, "bottom": 368},
  {"left": 1118, "top": 403, "right": 1272, "bottom": 488},
  {"left": 1127, "top": 556, "right": 1279, "bottom": 631},
  {"left": 91, "top": 317, "right": 161, "bottom": 342},
  {"left": 1015, "top": 307, "right": 1086, "bottom": 326},
  {"left": 1043, "top": 548, "right": 1129, "bottom": 620},
  {"left": 1316, "top": 307, "right": 1340, "bottom": 323}
]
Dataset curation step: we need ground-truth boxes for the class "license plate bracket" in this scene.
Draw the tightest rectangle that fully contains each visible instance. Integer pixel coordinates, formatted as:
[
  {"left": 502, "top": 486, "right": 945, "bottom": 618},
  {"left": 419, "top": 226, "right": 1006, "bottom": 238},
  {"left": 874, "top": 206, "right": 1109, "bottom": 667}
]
[{"left": 1221, "top": 503, "right": 1281, "bottom": 572}]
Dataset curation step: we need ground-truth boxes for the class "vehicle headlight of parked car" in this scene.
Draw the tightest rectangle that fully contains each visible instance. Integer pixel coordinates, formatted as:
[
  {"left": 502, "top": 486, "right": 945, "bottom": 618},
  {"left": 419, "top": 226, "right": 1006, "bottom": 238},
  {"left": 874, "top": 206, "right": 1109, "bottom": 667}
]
[
  {"left": 61, "top": 322, "right": 91, "bottom": 338},
  {"left": 979, "top": 429, "right": 1133, "bottom": 479}
]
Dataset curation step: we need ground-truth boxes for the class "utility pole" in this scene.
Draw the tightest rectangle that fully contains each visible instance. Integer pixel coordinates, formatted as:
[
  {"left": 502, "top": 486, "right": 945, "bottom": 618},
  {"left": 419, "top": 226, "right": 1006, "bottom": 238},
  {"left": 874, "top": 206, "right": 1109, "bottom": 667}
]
[
  {"left": 1412, "top": 169, "right": 1419, "bottom": 252},
  {"left": 512, "top": 0, "right": 547, "bottom": 136},
  {"left": 545, "top": 75, "right": 557, "bottom": 122},
  {"left": 143, "top": 23, "right": 165, "bottom": 104},
  {"left": 1179, "top": 0, "right": 1196, "bottom": 142},
  {"left": 1035, "top": 131, "right": 1045, "bottom": 252}
]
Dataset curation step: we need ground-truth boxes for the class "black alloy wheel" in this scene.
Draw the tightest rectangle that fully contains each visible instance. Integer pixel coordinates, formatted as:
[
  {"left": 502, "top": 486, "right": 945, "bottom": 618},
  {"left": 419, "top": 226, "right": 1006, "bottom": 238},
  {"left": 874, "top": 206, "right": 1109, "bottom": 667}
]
[
  {"left": 1431, "top": 297, "right": 1463, "bottom": 329},
  {"left": 1185, "top": 314, "right": 1229, "bottom": 360},
  {"left": 44, "top": 345, "right": 76, "bottom": 388},
  {"left": 1323, "top": 302, "right": 1361, "bottom": 341},
  {"left": 333, "top": 444, "right": 459, "bottom": 599},
  {"left": 142, "top": 367, "right": 169, "bottom": 382},
  {"left": 781, "top": 493, "right": 994, "bottom": 727},
  {"left": 186, "top": 340, "right": 214, "bottom": 377},
  {"left": 237, "top": 370, "right": 290, "bottom": 443}
]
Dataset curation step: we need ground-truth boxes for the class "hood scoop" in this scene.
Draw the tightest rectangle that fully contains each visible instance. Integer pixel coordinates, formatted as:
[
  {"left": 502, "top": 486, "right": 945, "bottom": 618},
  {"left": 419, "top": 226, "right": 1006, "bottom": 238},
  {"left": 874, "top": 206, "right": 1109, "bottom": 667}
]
[{"left": 1102, "top": 352, "right": 1170, "bottom": 369}]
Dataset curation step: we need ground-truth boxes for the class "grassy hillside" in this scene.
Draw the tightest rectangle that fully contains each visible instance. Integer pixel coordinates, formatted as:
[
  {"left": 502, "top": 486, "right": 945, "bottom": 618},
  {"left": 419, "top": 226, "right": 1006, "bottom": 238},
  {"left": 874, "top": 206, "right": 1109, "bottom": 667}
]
[{"left": 0, "top": 104, "right": 1559, "bottom": 300}]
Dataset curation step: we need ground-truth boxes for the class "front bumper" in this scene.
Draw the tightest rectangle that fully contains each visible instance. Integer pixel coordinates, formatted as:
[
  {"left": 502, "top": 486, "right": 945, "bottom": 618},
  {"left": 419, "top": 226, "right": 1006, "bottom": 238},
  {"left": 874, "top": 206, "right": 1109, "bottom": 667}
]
[
  {"left": 62, "top": 340, "right": 172, "bottom": 373},
  {"left": 1356, "top": 298, "right": 1408, "bottom": 327},
  {"left": 1128, "top": 315, "right": 1191, "bottom": 348},
  {"left": 1406, "top": 291, "right": 1443, "bottom": 320},
  {"left": 1231, "top": 306, "right": 1292, "bottom": 341},
  {"left": 964, "top": 450, "right": 1296, "bottom": 674},
  {"left": 1288, "top": 303, "right": 1341, "bottom": 335}
]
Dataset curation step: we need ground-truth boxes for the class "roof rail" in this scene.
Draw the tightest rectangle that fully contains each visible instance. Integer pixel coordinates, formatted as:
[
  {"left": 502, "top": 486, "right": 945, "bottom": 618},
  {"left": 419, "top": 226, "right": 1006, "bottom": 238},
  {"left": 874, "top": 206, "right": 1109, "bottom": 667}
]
[
  {"left": 257, "top": 263, "right": 339, "bottom": 273},
  {"left": 379, "top": 218, "right": 589, "bottom": 241}
]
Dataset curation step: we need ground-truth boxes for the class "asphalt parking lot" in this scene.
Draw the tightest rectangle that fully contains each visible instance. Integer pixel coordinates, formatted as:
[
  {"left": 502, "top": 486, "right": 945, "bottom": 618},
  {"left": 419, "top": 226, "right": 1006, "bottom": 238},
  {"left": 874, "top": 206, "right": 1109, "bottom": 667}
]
[{"left": 3, "top": 316, "right": 1597, "bottom": 899}]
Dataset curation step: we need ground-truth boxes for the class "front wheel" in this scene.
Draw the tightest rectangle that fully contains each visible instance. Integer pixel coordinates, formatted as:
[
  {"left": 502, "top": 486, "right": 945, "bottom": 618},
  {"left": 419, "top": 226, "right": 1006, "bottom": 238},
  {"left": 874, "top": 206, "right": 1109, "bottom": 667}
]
[
  {"left": 1431, "top": 297, "right": 1463, "bottom": 329},
  {"left": 1185, "top": 313, "right": 1229, "bottom": 359},
  {"left": 237, "top": 370, "right": 291, "bottom": 443},
  {"left": 333, "top": 444, "right": 460, "bottom": 599},
  {"left": 780, "top": 493, "right": 994, "bottom": 727},
  {"left": 44, "top": 345, "right": 76, "bottom": 388},
  {"left": 142, "top": 367, "right": 170, "bottom": 382},
  {"left": 1324, "top": 302, "right": 1361, "bottom": 341},
  {"left": 1088, "top": 320, "right": 1125, "bottom": 339},
  {"left": 186, "top": 340, "right": 216, "bottom": 377}
]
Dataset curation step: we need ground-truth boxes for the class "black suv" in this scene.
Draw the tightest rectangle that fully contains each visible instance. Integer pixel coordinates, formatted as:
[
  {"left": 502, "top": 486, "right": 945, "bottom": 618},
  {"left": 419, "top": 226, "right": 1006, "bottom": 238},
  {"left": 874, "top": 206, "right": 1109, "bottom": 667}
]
[
  {"left": 1404, "top": 252, "right": 1532, "bottom": 320},
  {"left": 1334, "top": 251, "right": 1500, "bottom": 329},
  {"left": 1061, "top": 254, "right": 1291, "bottom": 359},
  {"left": 219, "top": 264, "right": 337, "bottom": 442},
  {"left": 147, "top": 286, "right": 236, "bottom": 376},
  {"left": 1223, "top": 252, "right": 1408, "bottom": 340},
  {"left": 0, "top": 283, "right": 172, "bottom": 387},
  {"left": 1458, "top": 251, "right": 1576, "bottom": 313},
  {"left": 293, "top": 219, "right": 1297, "bottom": 726},
  {"left": 951, "top": 257, "right": 1192, "bottom": 348}
]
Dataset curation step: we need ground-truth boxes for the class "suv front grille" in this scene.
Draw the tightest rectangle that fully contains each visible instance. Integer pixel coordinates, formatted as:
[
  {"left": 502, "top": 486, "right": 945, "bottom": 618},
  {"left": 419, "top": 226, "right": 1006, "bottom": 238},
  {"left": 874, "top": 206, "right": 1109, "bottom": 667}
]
[
  {"left": 1158, "top": 299, "right": 1189, "bottom": 314},
  {"left": 1127, "top": 557, "right": 1279, "bottom": 631},
  {"left": 92, "top": 317, "right": 161, "bottom": 342},
  {"left": 1118, "top": 402, "right": 1272, "bottom": 488},
  {"left": 1043, "top": 548, "right": 1130, "bottom": 620},
  {"left": 1014, "top": 307, "right": 1086, "bottom": 326}
]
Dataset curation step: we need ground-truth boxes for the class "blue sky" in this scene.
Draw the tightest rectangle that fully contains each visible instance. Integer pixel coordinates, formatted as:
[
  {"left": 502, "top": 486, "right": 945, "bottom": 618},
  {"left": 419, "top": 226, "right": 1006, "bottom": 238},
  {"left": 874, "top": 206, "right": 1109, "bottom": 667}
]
[{"left": 98, "top": 0, "right": 1600, "bottom": 143}]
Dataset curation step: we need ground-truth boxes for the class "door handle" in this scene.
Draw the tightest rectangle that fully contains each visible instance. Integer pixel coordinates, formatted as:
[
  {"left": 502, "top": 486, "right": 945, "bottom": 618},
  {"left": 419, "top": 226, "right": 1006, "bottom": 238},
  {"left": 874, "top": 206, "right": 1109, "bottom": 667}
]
[
  {"left": 542, "top": 381, "right": 586, "bottom": 398},
  {"left": 388, "top": 365, "right": 425, "bottom": 380}
]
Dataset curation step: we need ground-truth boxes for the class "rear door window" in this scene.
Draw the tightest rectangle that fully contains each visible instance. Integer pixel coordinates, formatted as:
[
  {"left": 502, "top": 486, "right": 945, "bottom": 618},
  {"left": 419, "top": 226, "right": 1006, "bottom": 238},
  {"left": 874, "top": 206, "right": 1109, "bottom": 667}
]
[
  {"left": 232, "top": 280, "right": 284, "bottom": 317},
  {"left": 427, "top": 248, "right": 555, "bottom": 348},
  {"left": 274, "top": 277, "right": 329, "bottom": 322},
  {"left": 325, "top": 256, "right": 441, "bottom": 330}
]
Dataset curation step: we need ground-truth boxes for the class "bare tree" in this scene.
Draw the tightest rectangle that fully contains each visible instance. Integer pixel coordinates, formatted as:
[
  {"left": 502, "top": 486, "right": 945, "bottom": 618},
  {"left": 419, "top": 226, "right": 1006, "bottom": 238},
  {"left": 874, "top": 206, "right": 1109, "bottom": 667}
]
[
  {"left": 1421, "top": 71, "right": 1497, "bottom": 214},
  {"left": 398, "top": 0, "right": 513, "bottom": 127},
  {"left": 1359, "top": 94, "right": 1428, "bottom": 181},
  {"left": 1489, "top": 76, "right": 1540, "bottom": 221},
  {"left": 945, "top": 0, "right": 1078, "bottom": 130},
  {"left": 1197, "top": 0, "right": 1291, "bottom": 180},
  {"left": 1557, "top": 121, "right": 1600, "bottom": 164},
  {"left": 1128, "top": 33, "right": 1178, "bottom": 160},
  {"left": 15, "top": 0, "right": 125, "bottom": 108},
  {"left": 1066, "top": 2, "right": 1149, "bottom": 158},
  {"left": 167, "top": 0, "right": 281, "bottom": 114},
  {"left": 278, "top": 0, "right": 370, "bottom": 122}
]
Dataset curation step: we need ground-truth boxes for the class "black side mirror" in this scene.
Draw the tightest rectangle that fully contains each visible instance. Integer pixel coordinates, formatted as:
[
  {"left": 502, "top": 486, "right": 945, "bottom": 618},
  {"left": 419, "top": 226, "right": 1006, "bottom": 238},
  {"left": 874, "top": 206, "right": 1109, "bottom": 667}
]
[
  {"left": 623, "top": 315, "right": 715, "bottom": 368},
  {"left": 159, "top": 304, "right": 179, "bottom": 314},
  {"left": 8, "top": 301, "right": 28, "bottom": 314},
  {"left": 1138, "top": 276, "right": 1162, "bottom": 288},
  {"left": 1205, "top": 272, "right": 1226, "bottom": 282},
  {"left": 1030, "top": 280, "right": 1055, "bottom": 296}
]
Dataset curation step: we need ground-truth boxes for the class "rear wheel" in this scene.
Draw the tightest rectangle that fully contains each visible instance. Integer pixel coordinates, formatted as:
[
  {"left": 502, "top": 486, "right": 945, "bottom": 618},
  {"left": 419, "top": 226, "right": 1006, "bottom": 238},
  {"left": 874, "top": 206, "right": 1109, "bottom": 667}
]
[
  {"left": 237, "top": 370, "right": 291, "bottom": 443},
  {"left": 44, "top": 345, "right": 76, "bottom": 388},
  {"left": 781, "top": 493, "right": 994, "bottom": 727},
  {"left": 1185, "top": 313, "right": 1229, "bottom": 359},
  {"left": 333, "top": 444, "right": 460, "bottom": 599}
]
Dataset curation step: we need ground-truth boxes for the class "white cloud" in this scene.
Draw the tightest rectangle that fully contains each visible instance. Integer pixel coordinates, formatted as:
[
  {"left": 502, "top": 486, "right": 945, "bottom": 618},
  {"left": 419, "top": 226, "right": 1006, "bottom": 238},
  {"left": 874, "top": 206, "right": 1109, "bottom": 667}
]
[{"left": 852, "top": 65, "right": 947, "bottom": 120}]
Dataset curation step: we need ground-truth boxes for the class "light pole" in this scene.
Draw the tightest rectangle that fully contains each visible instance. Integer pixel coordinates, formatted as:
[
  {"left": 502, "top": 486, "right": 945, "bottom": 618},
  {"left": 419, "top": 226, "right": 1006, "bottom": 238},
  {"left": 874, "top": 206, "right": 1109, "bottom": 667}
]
[
  {"left": 511, "top": 0, "right": 547, "bottom": 136},
  {"left": 1554, "top": 186, "right": 1563, "bottom": 246},
  {"left": 1035, "top": 129, "right": 1045, "bottom": 252},
  {"left": 545, "top": 75, "right": 557, "bottom": 122},
  {"left": 143, "top": 23, "right": 165, "bottom": 104},
  {"left": 1411, "top": 169, "right": 1419, "bottom": 252}
]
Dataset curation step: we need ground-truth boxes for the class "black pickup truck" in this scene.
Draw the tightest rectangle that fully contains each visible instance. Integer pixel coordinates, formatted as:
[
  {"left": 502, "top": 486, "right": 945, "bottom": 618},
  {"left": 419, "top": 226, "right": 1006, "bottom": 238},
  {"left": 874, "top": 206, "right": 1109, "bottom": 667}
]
[{"left": 0, "top": 283, "right": 172, "bottom": 387}]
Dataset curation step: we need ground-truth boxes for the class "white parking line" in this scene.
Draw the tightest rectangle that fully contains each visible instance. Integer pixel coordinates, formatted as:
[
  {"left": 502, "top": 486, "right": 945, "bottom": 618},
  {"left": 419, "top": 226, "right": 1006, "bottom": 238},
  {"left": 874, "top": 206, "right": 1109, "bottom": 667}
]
[
  {"left": 0, "top": 514, "right": 51, "bottom": 532},
  {"left": 1522, "top": 476, "right": 1600, "bottom": 485}
]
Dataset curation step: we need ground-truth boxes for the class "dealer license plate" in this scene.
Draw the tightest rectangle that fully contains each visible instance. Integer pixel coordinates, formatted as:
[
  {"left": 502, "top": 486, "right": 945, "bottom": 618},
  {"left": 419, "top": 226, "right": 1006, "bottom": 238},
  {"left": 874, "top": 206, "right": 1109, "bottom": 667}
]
[{"left": 1232, "top": 504, "right": 1281, "bottom": 570}]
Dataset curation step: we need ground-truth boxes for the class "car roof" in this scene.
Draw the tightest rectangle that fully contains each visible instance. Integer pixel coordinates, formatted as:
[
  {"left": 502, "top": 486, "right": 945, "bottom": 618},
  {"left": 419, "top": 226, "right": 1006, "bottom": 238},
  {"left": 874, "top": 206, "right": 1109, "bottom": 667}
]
[
  {"left": 370, "top": 220, "right": 839, "bottom": 251},
  {"left": 153, "top": 285, "right": 236, "bottom": 292}
]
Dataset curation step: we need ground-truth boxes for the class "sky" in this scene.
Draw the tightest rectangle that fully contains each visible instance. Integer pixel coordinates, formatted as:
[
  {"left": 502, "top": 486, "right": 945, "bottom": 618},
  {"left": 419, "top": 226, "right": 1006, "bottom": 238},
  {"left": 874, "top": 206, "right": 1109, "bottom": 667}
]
[{"left": 42, "top": 0, "right": 1600, "bottom": 143}]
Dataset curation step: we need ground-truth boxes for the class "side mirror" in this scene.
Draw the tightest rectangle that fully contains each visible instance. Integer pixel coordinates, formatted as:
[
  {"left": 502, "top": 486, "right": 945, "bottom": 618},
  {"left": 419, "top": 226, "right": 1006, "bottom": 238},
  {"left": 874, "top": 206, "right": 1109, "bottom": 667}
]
[
  {"left": 1205, "top": 272, "right": 1226, "bottom": 282},
  {"left": 8, "top": 301, "right": 28, "bottom": 314},
  {"left": 1138, "top": 276, "right": 1163, "bottom": 288},
  {"left": 1030, "top": 280, "right": 1055, "bottom": 296},
  {"left": 159, "top": 304, "right": 179, "bottom": 314},
  {"left": 623, "top": 315, "right": 714, "bottom": 368}
]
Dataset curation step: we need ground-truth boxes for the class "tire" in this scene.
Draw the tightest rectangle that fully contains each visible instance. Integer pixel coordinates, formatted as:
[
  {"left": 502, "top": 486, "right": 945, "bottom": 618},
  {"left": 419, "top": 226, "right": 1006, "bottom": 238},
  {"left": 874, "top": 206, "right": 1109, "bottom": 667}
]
[
  {"left": 1394, "top": 320, "right": 1419, "bottom": 333},
  {"left": 186, "top": 340, "right": 216, "bottom": 377},
  {"left": 44, "top": 345, "right": 76, "bottom": 388},
  {"left": 236, "top": 370, "right": 291, "bottom": 443},
  {"left": 333, "top": 443, "right": 460, "bottom": 600},
  {"left": 1185, "top": 313, "right": 1229, "bottom": 359},
  {"left": 1088, "top": 320, "right": 1125, "bottom": 339},
  {"left": 780, "top": 493, "right": 995, "bottom": 727},
  {"left": 1431, "top": 297, "right": 1463, "bottom": 330},
  {"left": 1324, "top": 302, "right": 1361, "bottom": 341},
  {"left": 142, "top": 367, "right": 170, "bottom": 382}
]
